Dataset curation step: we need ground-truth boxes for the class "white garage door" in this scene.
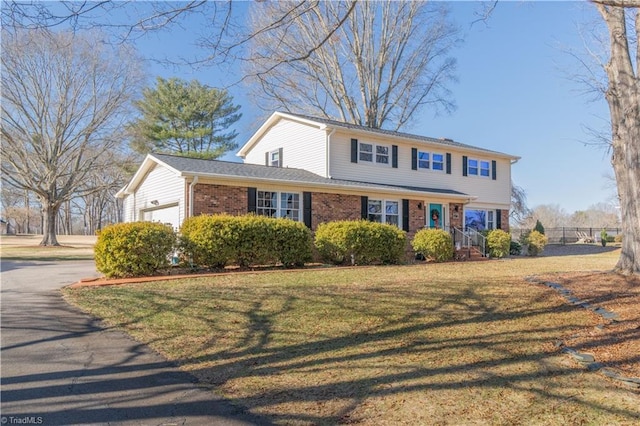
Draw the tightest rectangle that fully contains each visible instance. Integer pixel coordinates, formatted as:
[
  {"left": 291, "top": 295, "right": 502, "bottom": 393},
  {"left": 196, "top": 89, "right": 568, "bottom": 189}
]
[{"left": 142, "top": 204, "right": 180, "bottom": 229}]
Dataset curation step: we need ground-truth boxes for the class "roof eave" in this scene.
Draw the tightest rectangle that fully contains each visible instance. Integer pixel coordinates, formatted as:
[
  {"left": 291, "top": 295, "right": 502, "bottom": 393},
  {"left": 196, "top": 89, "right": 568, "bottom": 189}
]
[{"left": 178, "top": 170, "right": 472, "bottom": 200}]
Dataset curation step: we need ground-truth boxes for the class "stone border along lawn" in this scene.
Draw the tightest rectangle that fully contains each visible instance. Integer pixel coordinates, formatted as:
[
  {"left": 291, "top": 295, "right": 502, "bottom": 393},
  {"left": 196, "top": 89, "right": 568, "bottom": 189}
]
[{"left": 527, "top": 276, "right": 640, "bottom": 390}]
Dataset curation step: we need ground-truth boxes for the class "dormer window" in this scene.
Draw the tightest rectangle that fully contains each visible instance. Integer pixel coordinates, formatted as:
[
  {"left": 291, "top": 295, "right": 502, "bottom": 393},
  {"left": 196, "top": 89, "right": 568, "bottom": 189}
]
[
  {"left": 270, "top": 150, "right": 280, "bottom": 167},
  {"left": 266, "top": 148, "right": 283, "bottom": 167}
]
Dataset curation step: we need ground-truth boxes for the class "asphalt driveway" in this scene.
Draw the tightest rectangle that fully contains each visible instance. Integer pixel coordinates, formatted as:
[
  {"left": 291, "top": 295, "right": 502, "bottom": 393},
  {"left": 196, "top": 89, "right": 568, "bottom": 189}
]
[{"left": 0, "top": 260, "right": 269, "bottom": 425}]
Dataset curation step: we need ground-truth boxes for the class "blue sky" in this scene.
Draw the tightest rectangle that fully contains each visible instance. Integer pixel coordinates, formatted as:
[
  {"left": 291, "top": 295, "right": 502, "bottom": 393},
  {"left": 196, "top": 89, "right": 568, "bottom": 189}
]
[{"left": 136, "top": 1, "right": 615, "bottom": 213}]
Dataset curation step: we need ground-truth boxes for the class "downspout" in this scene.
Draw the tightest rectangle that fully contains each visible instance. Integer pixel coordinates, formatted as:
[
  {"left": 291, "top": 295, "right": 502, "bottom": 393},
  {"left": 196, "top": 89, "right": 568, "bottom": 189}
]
[
  {"left": 326, "top": 127, "right": 336, "bottom": 178},
  {"left": 188, "top": 176, "right": 199, "bottom": 218}
]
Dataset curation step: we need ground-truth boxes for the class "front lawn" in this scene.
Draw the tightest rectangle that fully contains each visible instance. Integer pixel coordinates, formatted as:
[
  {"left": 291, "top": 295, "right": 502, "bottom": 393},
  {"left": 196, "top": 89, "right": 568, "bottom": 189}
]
[{"left": 64, "top": 250, "right": 639, "bottom": 425}]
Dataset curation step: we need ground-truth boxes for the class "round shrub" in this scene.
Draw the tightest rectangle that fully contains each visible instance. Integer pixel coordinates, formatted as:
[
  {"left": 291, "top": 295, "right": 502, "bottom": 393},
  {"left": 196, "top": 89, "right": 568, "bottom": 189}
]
[
  {"left": 314, "top": 220, "right": 406, "bottom": 265},
  {"left": 95, "top": 222, "right": 177, "bottom": 278},
  {"left": 272, "top": 219, "right": 313, "bottom": 267},
  {"left": 487, "top": 229, "right": 511, "bottom": 258},
  {"left": 180, "top": 214, "right": 238, "bottom": 268},
  {"left": 411, "top": 228, "right": 453, "bottom": 263},
  {"left": 526, "top": 230, "right": 548, "bottom": 256}
]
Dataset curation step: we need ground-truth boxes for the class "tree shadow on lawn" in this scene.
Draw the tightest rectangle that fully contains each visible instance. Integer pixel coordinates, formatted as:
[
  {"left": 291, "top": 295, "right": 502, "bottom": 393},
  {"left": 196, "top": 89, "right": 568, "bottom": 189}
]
[{"left": 167, "top": 286, "right": 640, "bottom": 424}]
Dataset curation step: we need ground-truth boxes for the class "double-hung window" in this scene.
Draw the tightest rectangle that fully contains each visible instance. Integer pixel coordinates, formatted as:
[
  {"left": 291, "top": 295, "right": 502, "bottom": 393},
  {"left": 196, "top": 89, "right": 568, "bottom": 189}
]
[
  {"left": 368, "top": 199, "right": 399, "bottom": 226},
  {"left": 418, "top": 151, "right": 444, "bottom": 171},
  {"left": 257, "top": 191, "right": 300, "bottom": 221},
  {"left": 467, "top": 158, "right": 490, "bottom": 177},
  {"left": 269, "top": 150, "right": 280, "bottom": 167},
  {"left": 465, "top": 209, "right": 495, "bottom": 231},
  {"left": 359, "top": 142, "right": 390, "bottom": 165}
]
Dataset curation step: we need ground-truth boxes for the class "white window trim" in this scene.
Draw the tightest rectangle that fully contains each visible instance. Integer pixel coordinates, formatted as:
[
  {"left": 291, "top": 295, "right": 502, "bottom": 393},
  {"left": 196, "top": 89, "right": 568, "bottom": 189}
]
[
  {"left": 256, "top": 190, "right": 302, "bottom": 221},
  {"left": 368, "top": 198, "right": 400, "bottom": 227},
  {"left": 359, "top": 142, "right": 391, "bottom": 167},
  {"left": 269, "top": 150, "right": 280, "bottom": 167},
  {"left": 467, "top": 157, "right": 491, "bottom": 178},
  {"left": 418, "top": 150, "right": 445, "bottom": 172},
  {"left": 464, "top": 208, "right": 495, "bottom": 231}
]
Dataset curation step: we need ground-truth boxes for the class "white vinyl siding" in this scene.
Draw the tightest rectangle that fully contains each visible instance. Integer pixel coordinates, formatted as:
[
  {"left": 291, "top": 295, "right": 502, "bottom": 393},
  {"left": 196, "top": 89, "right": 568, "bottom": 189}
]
[
  {"left": 243, "top": 118, "right": 327, "bottom": 176},
  {"left": 330, "top": 131, "right": 512, "bottom": 205},
  {"left": 131, "top": 164, "right": 185, "bottom": 227}
]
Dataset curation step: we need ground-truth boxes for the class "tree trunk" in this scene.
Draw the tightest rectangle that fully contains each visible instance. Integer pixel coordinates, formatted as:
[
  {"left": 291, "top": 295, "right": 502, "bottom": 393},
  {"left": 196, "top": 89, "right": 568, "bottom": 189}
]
[
  {"left": 597, "top": 4, "right": 640, "bottom": 275},
  {"left": 40, "top": 202, "right": 60, "bottom": 246}
]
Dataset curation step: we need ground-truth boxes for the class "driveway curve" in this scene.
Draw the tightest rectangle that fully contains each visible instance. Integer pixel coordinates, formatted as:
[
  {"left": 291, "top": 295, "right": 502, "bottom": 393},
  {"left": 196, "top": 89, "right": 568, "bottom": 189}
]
[{"left": 1, "top": 260, "right": 269, "bottom": 425}]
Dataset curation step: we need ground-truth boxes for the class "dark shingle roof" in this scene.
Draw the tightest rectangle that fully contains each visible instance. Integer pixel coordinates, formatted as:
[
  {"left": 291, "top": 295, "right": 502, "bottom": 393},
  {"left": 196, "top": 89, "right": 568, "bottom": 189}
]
[
  {"left": 153, "top": 153, "right": 468, "bottom": 197},
  {"left": 281, "top": 112, "right": 514, "bottom": 157}
]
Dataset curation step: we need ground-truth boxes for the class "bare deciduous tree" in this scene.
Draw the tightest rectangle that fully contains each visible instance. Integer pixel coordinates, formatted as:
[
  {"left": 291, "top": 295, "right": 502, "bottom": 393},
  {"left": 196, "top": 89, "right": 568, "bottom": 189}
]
[
  {"left": 589, "top": 1, "right": 640, "bottom": 274},
  {"left": 1, "top": 29, "right": 144, "bottom": 245},
  {"left": 510, "top": 182, "right": 531, "bottom": 226},
  {"left": 246, "top": 0, "right": 459, "bottom": 130},
  {"left": 1, "top": 1, "right": 356, "bottom": 76}
]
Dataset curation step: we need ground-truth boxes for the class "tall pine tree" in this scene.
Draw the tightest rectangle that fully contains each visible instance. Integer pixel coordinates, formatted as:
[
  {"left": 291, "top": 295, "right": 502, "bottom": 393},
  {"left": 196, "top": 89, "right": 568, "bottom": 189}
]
[{"left": 130, "top": 77, "right": 241, "bottom": 159}]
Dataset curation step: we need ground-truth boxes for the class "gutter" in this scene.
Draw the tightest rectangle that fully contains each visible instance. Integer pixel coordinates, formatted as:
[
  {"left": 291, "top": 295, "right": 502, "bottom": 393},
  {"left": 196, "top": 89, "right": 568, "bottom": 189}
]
[
  {"left": 326, "top": 127, "right": 336, "bottom": 178},
  {"left": 188, "top": 175, "right": 199, "bottom": 217}
]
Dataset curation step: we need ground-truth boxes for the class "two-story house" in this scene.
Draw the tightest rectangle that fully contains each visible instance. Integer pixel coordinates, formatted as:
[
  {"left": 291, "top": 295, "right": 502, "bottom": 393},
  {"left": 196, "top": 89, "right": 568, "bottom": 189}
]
[{"left": 117, "top": 112, "right": 520, "bottom": 239}]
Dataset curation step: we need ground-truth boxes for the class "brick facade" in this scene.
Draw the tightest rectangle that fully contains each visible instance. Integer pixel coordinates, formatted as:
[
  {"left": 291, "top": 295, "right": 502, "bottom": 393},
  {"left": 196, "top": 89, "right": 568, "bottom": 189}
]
[
  {"left": 311, "top": 192, "right": 361, "bottom": 229},
  {"left": 192, "top": 184, "right": 247, "bottom": 217},
  {"left": 500, "top": 209, "right": 510, "bottom": 232},
  {"left": 407, "top": 200, "right": 425, "bottom": 240},
  {"left": 449, "top": 202, "right": 464, "bottom": 230},
  {"left": 189, "top": 183, "right": 490, "bottom": 250}
]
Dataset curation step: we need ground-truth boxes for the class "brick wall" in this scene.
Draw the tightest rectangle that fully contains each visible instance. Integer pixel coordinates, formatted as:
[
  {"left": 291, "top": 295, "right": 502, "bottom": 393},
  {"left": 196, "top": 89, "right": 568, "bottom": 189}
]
[
  {"left": 192, "top": 184, "right": 247, "bottom": 216},
  {"left": 449, "top": 202, "right": 464, "bottom": 230},
  {"left": 500, "top": 209, "right": 510, "bottom": 232},
  {"left": 312, "top": 192, "right": 361, "bottom": 229},
  {"left": 407, "top": 200, "right": 425, "bottom": 240}
]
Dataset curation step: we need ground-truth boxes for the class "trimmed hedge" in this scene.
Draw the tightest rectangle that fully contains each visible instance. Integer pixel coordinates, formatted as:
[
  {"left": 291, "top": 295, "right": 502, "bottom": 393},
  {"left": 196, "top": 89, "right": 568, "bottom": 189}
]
[
  {"left": 411, "top": 228, "right": 453, "bottom": 263},
  {"left": 95, "top": 222, "right": 177, "bottom": 278},
  {"left": 180, "top": 214, "right": 312, "bottom": 268},
  {"left": 487, "top": 229, "right": 511, "bottom": 258},
  {"left": 314, "top": 220, "right": 407, "bottom": 265}
]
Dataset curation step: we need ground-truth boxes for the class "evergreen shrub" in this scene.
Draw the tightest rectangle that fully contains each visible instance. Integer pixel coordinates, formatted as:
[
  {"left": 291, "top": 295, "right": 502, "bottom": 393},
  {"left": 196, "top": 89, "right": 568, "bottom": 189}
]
[
  {"left": 411, "top": 228, "right": 453, "bottom": 263},
  {"left": 314, "top": 220, "right": 406, "bottom": 265},
  {"left": 510, "top": 241, "right": 522, "bottom": 256},
  {"left": 526, "top": 230, "right": 548, "bottom": 256},
  {"left": 181, "top": 214, "right": 312, "bottom": 268},
  {"left": 487, "top": 229, "right": 511, "bottom": 258},
  {"left": 95, "top": 222, "right": 177, "bottom": 278}
]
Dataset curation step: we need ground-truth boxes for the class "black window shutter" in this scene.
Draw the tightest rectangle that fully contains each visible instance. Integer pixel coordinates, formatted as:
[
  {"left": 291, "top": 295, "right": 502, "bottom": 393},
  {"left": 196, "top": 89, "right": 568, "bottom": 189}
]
[
  {"left": 392, "top": 145, "right": 398, "bottom": 168},
  {"left": 462, "top": 156, "right": 468, "bottom": 176},
  {"left": 248, "top": 187, "right": 257, "bottom": 213},
  {"left": 279, "top": 147, "right": 284, "bottom": 168},
  {"left": 492, "top": 160, "right": 497, "bottom": 180},
  {"left": 496, "top": 209, "right": 502, "bottom": 230},
  {"left": 411, "top": 148, "right": 417, "bottom": 170},
  {"left": 351, "top": 139, "right": 358, "bottom": 163},
  {"left": 446, "top": 153, "right": 452, "bottom": 174},
  {"left": 361, "top": 196, "right": 369, "bottom": 219},
  {"left": 303, "top": 192, "right": 312, "bottom": 228},
  {"left": 265, "top": 152, "right": 269, "bottom": 166},
  {"left": 402, "top": 199, "right": 410, "bottom": 232}
]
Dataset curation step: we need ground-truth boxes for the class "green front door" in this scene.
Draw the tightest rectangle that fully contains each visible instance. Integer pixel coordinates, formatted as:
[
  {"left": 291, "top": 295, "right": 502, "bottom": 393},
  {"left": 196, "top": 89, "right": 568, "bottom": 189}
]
[{"left": 429, "top": 203, "right": 442, "bottom": 229}]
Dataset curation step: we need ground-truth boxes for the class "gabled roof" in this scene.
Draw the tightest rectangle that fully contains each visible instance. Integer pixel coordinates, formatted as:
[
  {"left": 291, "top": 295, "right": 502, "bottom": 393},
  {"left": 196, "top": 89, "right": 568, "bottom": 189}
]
[
  {"left": 117, "top": 153, "right": 472, "bottom": 200},
  {"left": 237, "top": 111, "right": 520, "bottom": 160}
]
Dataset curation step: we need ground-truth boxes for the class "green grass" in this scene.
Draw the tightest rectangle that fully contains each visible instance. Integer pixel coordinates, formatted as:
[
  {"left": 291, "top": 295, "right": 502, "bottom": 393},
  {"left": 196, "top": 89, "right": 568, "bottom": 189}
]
[{"left": 64, "top": 250, "right": 640, "bottom": 425}]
